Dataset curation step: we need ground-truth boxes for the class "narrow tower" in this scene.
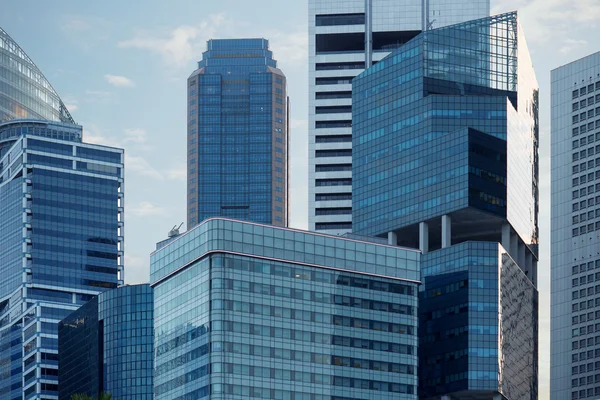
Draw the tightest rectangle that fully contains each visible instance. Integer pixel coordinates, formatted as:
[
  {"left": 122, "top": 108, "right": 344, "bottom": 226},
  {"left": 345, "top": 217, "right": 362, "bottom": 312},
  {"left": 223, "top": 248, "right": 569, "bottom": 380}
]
[
  {"left": 551, "top": 51, "right": 600, "bottom": 400},
  {"left": 187, "top": 38, "right": 289, "bottom": 228}
]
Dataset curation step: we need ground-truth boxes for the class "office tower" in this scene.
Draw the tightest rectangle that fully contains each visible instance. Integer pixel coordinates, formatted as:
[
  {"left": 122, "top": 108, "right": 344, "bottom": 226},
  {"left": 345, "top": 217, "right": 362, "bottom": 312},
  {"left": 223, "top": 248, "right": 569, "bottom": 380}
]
[
  {"left": 308, "top": 0, "right": 490, "bottom": 235},
  {"left": 352, "top": 12, "right": 538, "bottom": 399},
  {"left": 59, "top": 284, "right": 153, "bottom": 399},
  {"left": 0, "top": 27, "right": 74, "bottom": 124},
  {"left": 551, "top": 52, "right": 600, "bottom": 400},
  {"left": 187, "top": 38, "right": 289, "bottom": 229},
  {"left": 0, "top": 120, "right": 124, "bottom": 399},
  {"left": 151, "top": 217, "right": 419, "bottom": 399}
]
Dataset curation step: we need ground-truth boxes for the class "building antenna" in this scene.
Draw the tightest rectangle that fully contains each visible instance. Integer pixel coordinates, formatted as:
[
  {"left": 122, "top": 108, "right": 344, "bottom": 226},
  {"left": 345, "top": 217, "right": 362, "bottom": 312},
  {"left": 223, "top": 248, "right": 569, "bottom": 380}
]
[{"left": 168, "top": 223, "right": 184, "bottom": 238}]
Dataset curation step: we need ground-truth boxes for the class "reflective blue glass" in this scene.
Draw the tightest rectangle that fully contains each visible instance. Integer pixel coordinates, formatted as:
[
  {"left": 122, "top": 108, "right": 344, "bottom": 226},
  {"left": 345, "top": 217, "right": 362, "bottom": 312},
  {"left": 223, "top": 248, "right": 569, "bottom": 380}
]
[
  {"left": 0, "top": 120, "right": 123, "bottom": 399},
  {"left": 352, "top": 12, "right": 539, "bottom": 249},
  {"left": 0, "top": 28, "right": 74, "bottom": 124},
  {"left": 58, "top": 284, "right": 154, "bottom": 399},
  {"left": 187, "top": 39, "right": 289, "bottom": 228},
  {"left": 151, "top": 218, "right": 420, "bottom": 399},
  {"left": 351, "top": 12, "right": 538, "bottom": 400}
]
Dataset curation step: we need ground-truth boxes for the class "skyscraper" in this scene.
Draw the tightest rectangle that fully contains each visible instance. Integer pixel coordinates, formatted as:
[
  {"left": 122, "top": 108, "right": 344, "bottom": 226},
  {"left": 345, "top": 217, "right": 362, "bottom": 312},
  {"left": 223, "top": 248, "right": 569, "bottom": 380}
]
[
  {"left": 151, "top": 218, "right": 419, "bottom": 399},
  {"left": 550, "top": 51, "right": 600, "bottom": 400},
  {"left": 0, "top": 27, "right": 124, "bottom": 399},
  {"left": 187, "top": 38, "right": 289, "bottom": 229},
  {"left": 0, "top": 27, "right": 74, "bottom": 124},
  {"left": 352, "top": 12, "right": 538, "bottom": 399},
  {"left": 59, "top": 284, "right": 154, "bottom": 399},
  {"left": 0, "top": 120, "right": 124, "bottom": 400},
  {"left": 308, "top": 0, "right": 490, "bottom": 235}
]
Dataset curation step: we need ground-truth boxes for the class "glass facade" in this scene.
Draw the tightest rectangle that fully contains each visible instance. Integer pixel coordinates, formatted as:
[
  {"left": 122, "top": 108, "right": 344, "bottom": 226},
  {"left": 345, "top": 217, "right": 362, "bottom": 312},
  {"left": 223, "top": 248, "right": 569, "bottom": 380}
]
[
  {"left": 352, "top": 12, "right": 539, "bottom": 250},
  {"left": 59, "top": 284, "right": 154, "bottom": 400},
  {"left": 151, "top": 217, "right": 419, "bottom": 399},
  {"left": 550, "top": 52, "right": 600, "bottom": 400},
  {"left": 419, "top": 242, "right": 538, "bottom": 399},
  {"left": 0, "top": 27, "right": 75, "bottom": 124},
  {"left": 350, "top": 12, "right": 539, "bottom": 400},
  {"left": 307, "top": 0, "right": 491, "bottom": 235},
  {"left": 0, "top": 120, "right": 123, "bottom": 400},
  {"left": 187, "top": 39, "right": 289, "bottom": 229}
]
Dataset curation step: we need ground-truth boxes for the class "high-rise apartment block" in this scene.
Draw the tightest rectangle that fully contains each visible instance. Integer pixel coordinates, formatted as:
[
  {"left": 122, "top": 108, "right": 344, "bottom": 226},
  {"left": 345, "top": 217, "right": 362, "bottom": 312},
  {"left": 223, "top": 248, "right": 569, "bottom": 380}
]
[
  {"left": 151, "top": 218, "right": 419, "bottom": 399},
  {"left": 0, "top": 27, "right": 124, "bottom": 400},
  {"left": 308, "top": 0, "right": 490, "bottom": 235},
  {"left": 187, "top": 39, "right": 289, "bottom": 229},
  {"left": 352, "top": 12, "right": 538, "bottom": 399},
  {"left": 551, "top": 51, "right": 600, "bottom": 400},
  {"left": 59, "top": 284, "right": 154, "bottom": 399}
]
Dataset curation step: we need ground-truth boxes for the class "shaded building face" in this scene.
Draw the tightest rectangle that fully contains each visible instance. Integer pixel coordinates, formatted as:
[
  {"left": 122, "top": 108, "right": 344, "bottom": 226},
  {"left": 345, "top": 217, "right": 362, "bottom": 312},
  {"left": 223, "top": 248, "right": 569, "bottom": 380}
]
[
  {"left": 187, "top": 39, "right": 289, "bottom": 229},
  {"left": 151, "top": 218, "right": 420, "bottom": 400},
  {"left": 351, "top": 12, "right": 539, "bottom": 400},
  {"left": 419, "top": 242, "right": 538, "bottom": 399},
  {"left": 0, "top": 120, "right": 123, "bottom": 399},
  {"left": 59, "top": 284, "right": 154, "bottom": 399}
]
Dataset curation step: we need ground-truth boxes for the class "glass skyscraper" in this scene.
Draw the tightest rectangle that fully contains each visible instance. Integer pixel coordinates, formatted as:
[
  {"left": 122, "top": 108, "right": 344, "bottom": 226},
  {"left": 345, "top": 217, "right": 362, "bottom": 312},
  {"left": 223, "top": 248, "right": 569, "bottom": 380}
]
[
  {"left": 58, "top": 284, "right": 154, "bottom": 400},
  {"left": 0, "top": 120, "right": 124, "bottom": 399},
  {"left": 187, "top": 39, "right": 289, "bottom": 229},
  {"left": 0, "top": 26, "right": 124, "bottom": 399},
  {"left": 151, "top": 217, "right": 419, "bottom": 399},
  {"left": 352, "top": 12, "right": 539, "bottom": 399},
  {"left": 550, "top": 51, "right": 600, "bottom": 400},
  {"left": 308, "top": 0, "right": 490, "bottom": 235},
  {"left": 0, "top": 27, "right": 74, "bottom": 124}
]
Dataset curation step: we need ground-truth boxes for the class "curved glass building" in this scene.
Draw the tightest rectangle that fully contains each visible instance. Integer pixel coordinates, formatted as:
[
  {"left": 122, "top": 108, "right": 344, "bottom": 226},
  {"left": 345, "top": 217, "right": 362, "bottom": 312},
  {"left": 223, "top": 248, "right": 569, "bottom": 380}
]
[
  {"left": 59, "top": 284, "right": 154, "bottom": 399},
  {"left": 0, "top": 27, "right": 75, "bottom": 124}
]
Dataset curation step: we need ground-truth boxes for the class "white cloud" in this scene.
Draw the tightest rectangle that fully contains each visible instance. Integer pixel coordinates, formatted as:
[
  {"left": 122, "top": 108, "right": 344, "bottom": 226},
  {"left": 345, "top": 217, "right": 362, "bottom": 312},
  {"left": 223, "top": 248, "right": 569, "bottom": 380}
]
[
  {"left": 82, "top": 124, "right": 115, "bottom": 146},
  {"left": 268, "top": 29, "right": 309, "bottom": 65},
  {"left": 104, "top": 74, "right": 135, "bottom": 88},
  {"left": 118, "top": 13, "right": 230, "bottom": 68},
  {"left": 166, "top": 164, "right": 187, "bottom": 181},
  {"left": 493, "top": 0, "right": 600, "bottom": 45},
  {"left": 124, "top": 128, "right": 147, "bottom": 144},
  {"left": 125, "top": 154, "right": 164, "bottom": 181},
  {"left": 84, "top": 90, "right": 113, "bottom": 104},
  {"left": 129, "top": 201, "right": 167, "bottom": 217},
  {"left": 124, "top": 254, "right": 149, "bottom": 284},
  {"left": 559, "top": 39, "right": 588, "bottom": 55},
  {"left": 61, "top": 16, "right": 111, "bottom": 50},
  {"left": 62, "top": 95, "right": 79, "bottom": 113}
]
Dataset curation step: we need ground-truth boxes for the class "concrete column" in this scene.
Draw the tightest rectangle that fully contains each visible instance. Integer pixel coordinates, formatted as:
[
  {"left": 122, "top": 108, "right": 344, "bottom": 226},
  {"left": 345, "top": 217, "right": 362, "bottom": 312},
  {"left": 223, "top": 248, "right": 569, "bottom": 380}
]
[
  {"left": 510, "top": 232, "right": 518, "bottom": 260},
  {"left": 518, "top": 241, "right": 526, "bottom": 267},
  {"left": 419, "top": 222, "right": 429, "bottom": 254},
  {"left": 364, "top": 0, "right": 373, "bottom": 68},
  {"left": 441, "top": 215, "right": 451, "bottom": 248},
  {"left": 525, "top": 251, "right": 533, "bottom": 274},
  {"left": 387, "top": 231, "right": 397, "bottom": 246},
  {"left": 501, "top": 224, "right": 511, "bottom": 251}
]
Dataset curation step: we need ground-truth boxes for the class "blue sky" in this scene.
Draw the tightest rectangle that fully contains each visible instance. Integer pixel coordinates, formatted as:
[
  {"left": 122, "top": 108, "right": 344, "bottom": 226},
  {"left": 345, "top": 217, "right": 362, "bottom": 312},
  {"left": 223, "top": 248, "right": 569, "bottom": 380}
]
[{"left": 2, "top": 0, "right": 600, "bottom": 397}]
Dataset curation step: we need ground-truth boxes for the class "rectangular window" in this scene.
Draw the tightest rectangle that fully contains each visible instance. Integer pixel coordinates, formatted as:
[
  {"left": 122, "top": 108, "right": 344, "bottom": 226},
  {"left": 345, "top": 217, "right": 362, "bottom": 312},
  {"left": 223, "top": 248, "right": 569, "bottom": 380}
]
[{"left": 316, "top": 13, "right": 365, "bottom": 26}]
